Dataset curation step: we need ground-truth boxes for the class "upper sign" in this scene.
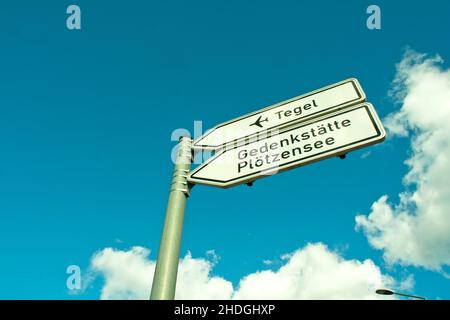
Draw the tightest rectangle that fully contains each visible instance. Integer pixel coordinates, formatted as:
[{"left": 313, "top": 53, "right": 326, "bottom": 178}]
[
  {"left": 188, "top": 103, "right": 386, "bottom": 188},
  {"left": 193, "top": 78, "right": 366, "bottom": 150}
]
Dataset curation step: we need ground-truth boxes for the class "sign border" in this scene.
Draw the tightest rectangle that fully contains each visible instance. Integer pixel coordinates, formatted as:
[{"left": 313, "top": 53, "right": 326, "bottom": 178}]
[
  {"left": 193, "top": 78, "right": 366, "bottom": 151},
  {"left": 189, "top": 103, "right": 386, "bottom": 188}
]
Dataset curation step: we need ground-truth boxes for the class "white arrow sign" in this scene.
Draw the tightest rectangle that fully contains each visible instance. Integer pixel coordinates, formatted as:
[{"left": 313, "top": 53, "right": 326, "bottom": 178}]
[
  {"left": 188, "top": 103, "right": 386, "bottom": 188},
  {"left": 193, "top": 78, "right": 366, "bottom": 150}
]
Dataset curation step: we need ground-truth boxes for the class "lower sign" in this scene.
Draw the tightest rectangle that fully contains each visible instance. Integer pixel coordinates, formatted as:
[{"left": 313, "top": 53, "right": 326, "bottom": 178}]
[{"left": 188, "top": 103, "right": 386, "bottom": 188}]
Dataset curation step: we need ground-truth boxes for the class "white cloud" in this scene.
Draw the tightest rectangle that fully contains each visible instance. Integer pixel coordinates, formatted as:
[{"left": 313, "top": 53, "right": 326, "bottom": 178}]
[
  {"left": 398, "top": 274, "right": 415, "bottom": 292},
  {"left": 90, "top": 246, "right": 154, "bottom": 300},
  {"left": 232, "top": 243, "right": 393, "bottom": 299},
  {"left": 175, "top": 252, "right": 233, "bottom": 299},
  {"left": 89, "top": 243, "right": 398, "bottom": 300},
  {"left": 356, "top": 49, "right": 450, "bottom": 275},
  {"left": 262, "top": 259, "right": 274, "bottom": 266},
  {"left": 90, "top": 246, "right": 232, "bottom": 300}
]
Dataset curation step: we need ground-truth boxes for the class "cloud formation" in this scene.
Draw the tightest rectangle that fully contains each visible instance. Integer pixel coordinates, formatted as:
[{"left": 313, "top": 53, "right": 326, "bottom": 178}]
[
  {"left": 356, "top": 50, "right": 450, "bottom": 274},
  {"left": 90, "top": 246, "right": 232, "bottom": 299},
  {"left": 90, "top": 243, "right": 395, "bottom": 299}
]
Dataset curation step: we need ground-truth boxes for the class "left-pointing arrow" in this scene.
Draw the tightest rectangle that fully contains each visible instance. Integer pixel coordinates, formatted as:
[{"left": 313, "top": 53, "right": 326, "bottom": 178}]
[
  {"left": 193, "top": 78, "right": 366, "bottom": 151},
  {"left": 189, "top": 103, "right": 385, "bottom": 188}
]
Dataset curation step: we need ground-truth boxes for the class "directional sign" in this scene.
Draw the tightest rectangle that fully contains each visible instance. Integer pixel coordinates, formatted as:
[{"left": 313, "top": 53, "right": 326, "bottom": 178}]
[
  {"left": 193, "top": 78, "right": 366, "bottom": 150},
  {"left": 188, "top": 103, "right": 386, "bottom": 188}
]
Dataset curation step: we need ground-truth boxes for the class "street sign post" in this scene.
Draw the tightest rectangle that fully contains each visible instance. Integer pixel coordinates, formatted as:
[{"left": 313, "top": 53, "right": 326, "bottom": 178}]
[
  {"left": 193, "top": 78, "right": 366, "bottom": 151},
  {"left": 151, "top": 78, "right": 386, "bottom": 301},
  {"left": 150, "top": 136, "right": 192, "bottom": 300},
  {"left": 188, "top": 103, "right": 385, "bottom": 188}
]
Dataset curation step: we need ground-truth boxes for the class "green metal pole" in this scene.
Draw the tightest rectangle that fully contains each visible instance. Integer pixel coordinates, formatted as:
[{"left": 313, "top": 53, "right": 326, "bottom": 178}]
[
  {"left": 394, "top": 292, "right": 426, "bottom": 300},
  {"left": 150, "top": 136, "right": 192, "bottom": 300}
]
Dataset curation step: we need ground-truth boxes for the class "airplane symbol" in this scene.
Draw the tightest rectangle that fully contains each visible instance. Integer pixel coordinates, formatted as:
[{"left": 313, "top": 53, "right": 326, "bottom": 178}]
[{"left": 249, "top": 115, "right": 269, "bottom": 128}]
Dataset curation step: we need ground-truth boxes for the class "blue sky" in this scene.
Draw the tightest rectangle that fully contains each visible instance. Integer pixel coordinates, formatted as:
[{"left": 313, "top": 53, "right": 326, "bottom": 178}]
[{"left": 0, "top": 1, "right": 449, "bottom": 299}]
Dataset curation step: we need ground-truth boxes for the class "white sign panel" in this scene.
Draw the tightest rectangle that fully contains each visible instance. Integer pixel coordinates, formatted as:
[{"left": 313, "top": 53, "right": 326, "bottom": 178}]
[
  {"left": 193, "top": 78, "right": 366, "bottom": 150},
  {"left": 188, "top": 103, "right": 386, "bottom": 188}
]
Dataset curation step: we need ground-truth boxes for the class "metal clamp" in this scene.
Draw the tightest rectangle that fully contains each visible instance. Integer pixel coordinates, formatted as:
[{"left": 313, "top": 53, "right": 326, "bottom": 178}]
[{"left": 169, "top": 138, "right": 193, "bottom": 197}]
